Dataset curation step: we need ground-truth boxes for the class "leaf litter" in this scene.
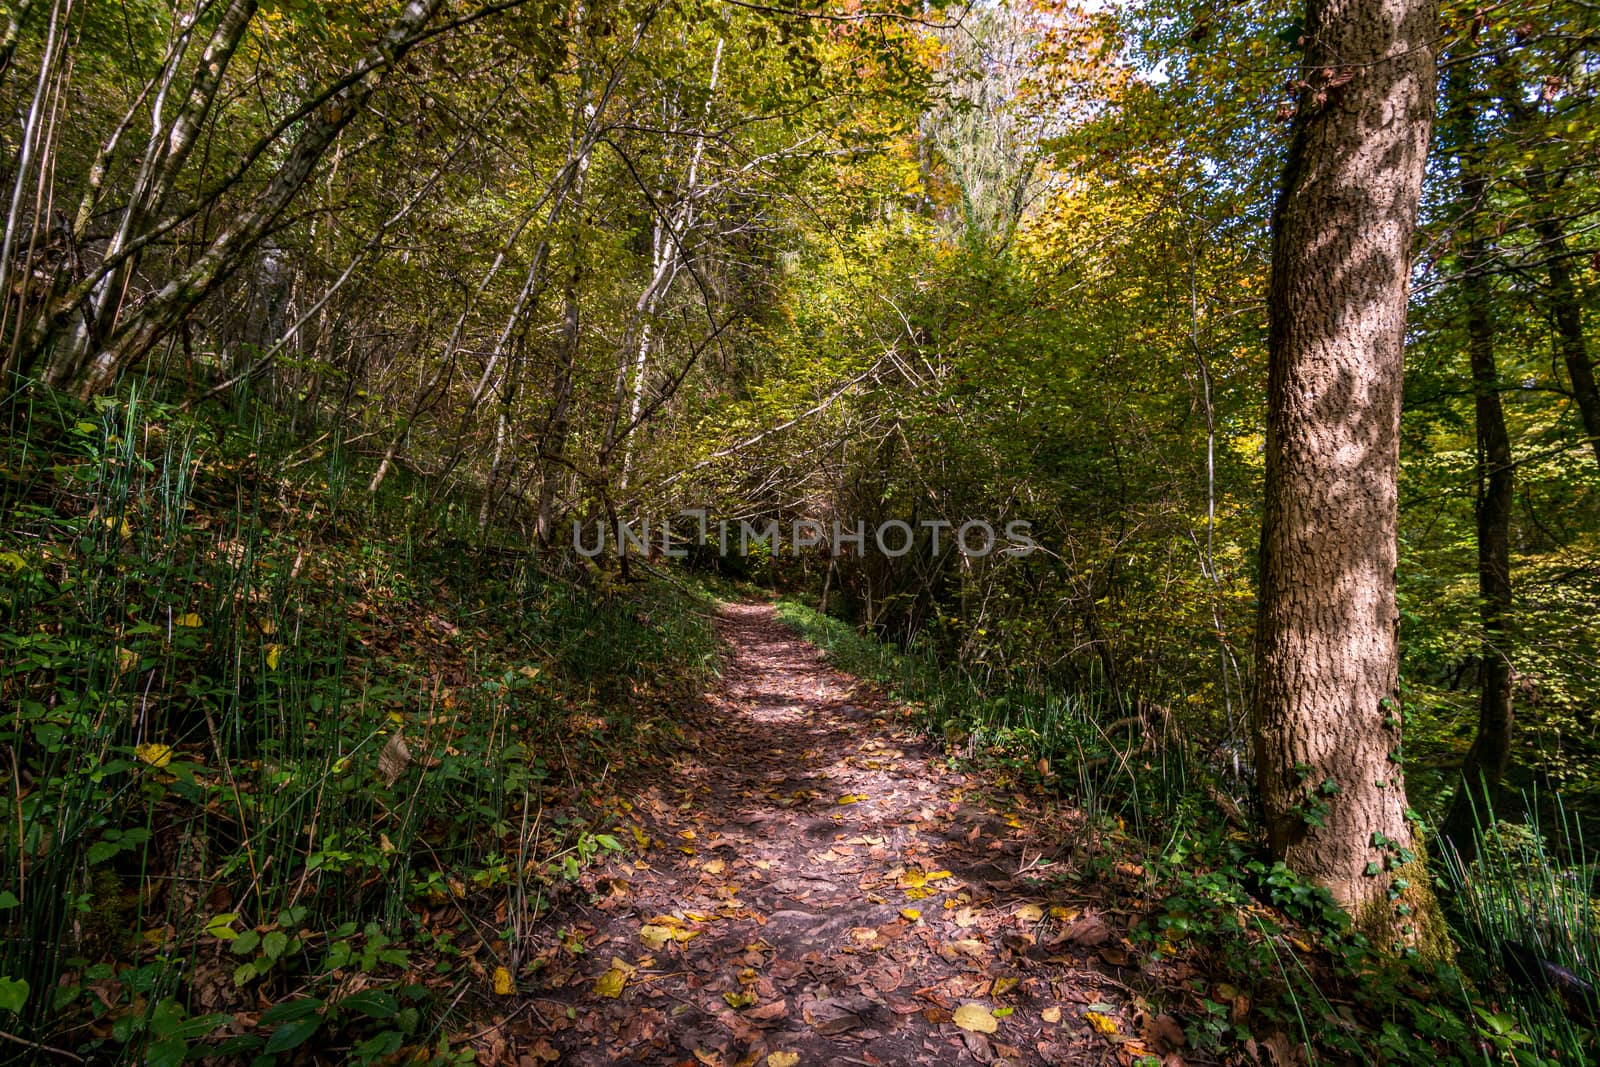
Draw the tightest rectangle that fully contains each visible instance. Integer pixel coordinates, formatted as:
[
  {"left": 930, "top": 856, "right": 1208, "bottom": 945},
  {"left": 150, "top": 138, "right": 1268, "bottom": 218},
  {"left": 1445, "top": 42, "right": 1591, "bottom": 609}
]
[{"left": 525, "top": 603, "right": 1180, "bottom": 1065}]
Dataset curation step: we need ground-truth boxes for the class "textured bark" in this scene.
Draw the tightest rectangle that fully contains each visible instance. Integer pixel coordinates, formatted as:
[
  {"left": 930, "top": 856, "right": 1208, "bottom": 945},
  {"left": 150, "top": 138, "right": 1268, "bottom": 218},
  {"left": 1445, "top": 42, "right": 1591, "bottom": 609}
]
[
  {"left": 1440, "top": 60, "right": 1515, "bottom": 857},
  {"left": 1252, "top": 0, "right": 1443, "bottom": 945}
]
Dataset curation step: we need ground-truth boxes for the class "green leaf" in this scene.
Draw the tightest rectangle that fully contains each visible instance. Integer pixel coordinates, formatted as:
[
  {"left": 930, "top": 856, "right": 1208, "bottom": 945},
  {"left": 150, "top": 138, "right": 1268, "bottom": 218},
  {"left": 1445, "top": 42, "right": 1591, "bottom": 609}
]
[
  {"left": 263, "top": 1015, "right": 321, "bottom": 1054},
  {"left": 0, "top": 977, "right": 28, "bottom": 1014},
  {"left": 261, "top": 930, "right": 289, "bottom": 961},
  {"left": 260, "top": 996, "right": 324, "bottom": 1025},
  {"left": 338, "top": 990, "right": 398, "bottom": 1019}
]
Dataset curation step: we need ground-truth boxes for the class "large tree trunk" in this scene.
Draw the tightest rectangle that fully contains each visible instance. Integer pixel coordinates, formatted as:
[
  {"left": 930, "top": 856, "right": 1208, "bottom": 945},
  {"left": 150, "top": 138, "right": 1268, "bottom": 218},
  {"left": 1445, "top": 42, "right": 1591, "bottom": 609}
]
[
  {"left": 1252, "top": 0, "right": 1445, "bottom": 948},
  {"left": 1440, "top": 58, "right": 1515, "bottom": 858}
]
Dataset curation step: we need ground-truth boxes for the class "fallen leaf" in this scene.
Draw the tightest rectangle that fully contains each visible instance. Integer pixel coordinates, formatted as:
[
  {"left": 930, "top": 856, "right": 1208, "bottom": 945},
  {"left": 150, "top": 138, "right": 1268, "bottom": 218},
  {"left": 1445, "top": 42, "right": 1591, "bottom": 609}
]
[
  {"left": 1041, "top": 1006, "right": 1061, "bottom": 1024},
  {"left": 593, "top": 958, "right": 633, "bottom": 998},
  {"left": 837, "top": 793, "right": 866, "bottom": 805},
  {"left": 767, "top": 1054, "right": 799, "bottom": 1067},
  {"left": 899, "top": 908, "right": 922, "bottom": 922},
  {"left": 992, "top": 976, "right": 1018, "bottom": 996},
  {"left": 723, "top": 989, "right": 758, "bottom": 1009},
  {"left": 1086, "top": 1011, "right": 1117, "bottom": 1037},
  {"left": 1015, "top": 903, "right": 1044, "bottom": 922},
  {"left": 378, "top": 731, "right": 410, "bottom": 787},
  {"left": 174, "top": 612, "right": 202, "bottom": 627},
  {"left": 953, "top": 1002, "right": 999, "bottom": 1034},
  {"left": 492, "top": 966, "right": 514, "bottom": 995},
  {"left": 135, "top": 743, "right": 173, "bottom": 768}
]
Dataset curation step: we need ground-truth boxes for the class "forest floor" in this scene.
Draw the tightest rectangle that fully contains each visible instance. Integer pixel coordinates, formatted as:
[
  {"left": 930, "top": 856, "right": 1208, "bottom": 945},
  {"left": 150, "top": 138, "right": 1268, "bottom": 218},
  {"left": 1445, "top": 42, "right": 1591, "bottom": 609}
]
[{"left": 521, "top": 602, "right": 1188, "bottom": 1067}]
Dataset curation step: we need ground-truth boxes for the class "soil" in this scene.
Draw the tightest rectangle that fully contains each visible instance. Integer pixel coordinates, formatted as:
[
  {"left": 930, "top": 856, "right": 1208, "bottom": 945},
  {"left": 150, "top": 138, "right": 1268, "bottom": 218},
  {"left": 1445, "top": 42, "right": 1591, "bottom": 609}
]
[{"left": 522, "top": 602, "right": 1168, "bottom": 1066}]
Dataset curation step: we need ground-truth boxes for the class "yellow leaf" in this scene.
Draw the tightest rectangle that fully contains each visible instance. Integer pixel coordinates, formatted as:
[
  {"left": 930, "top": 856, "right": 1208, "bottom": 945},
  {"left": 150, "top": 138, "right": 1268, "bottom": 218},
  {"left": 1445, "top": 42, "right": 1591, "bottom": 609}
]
[
  {"left": 631, "top": 824, "right": 651, "bottom": 849},
  {"left": 266, "top": 645, "right": 283, "bottom": 670},
  {"left": 1041, "top": 1006, "right": 1061, "bottom": 1024},
  {"left": 767, "top": 1054, "right": 800, "bottom": 1067},
  {"left": 594, "top": 959, "right": 633, "bottom": 998},
  {"left": 703, "top": 859, "right": 726, "bottom": 875},
  {"left": 837, "top": 793, "right": 866, "bottom": 805},
  {"left": 135, "top": 743, "right": 173, "bottom": 768},
  {"left": 174, "top": 613, "right": 202, "bottom": 628},
  {"left": 899, "top": 868, "right": 953, "bottom": 890},
  {"left": 953, "top": 1002, "right": 999, "bottom": 1034},
  {"left": 492, "top": 966, "right": 514, "bottom": 996},
  {"left": 992, "top": 976, "right": 1018, "bottom": 996},
  {"left": 1015, "top": 903, "right": 1044, "bottom": 922},
  {"left": 723, "top": 989, "right": 758, "bottom": 1008},
  {"left": 899, "top": 908, "right": 922, "bottom": 922},
  {"left": 640, "top": 923, "right": 696, "bottom": 951},
  {"left": 1086, "top": 1011, "right": 1117, "bottom": 1036}
]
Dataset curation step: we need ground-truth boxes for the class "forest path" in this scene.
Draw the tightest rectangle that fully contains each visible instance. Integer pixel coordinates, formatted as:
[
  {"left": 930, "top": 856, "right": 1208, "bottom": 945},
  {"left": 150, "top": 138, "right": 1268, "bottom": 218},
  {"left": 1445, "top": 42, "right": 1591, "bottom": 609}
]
[{"left": 527, "top": 601, "right": 1155, "bottom": 1066}]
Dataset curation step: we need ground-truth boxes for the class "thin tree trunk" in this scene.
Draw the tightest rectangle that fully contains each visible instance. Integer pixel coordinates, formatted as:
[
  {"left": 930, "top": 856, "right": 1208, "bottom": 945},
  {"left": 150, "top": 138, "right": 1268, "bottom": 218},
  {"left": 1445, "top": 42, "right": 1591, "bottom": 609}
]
[
  {"left": 1252, "top": 0, "right": 1445, "bottom": 949},
  {"left": 46, "top": 0, "right": 441, "bottom": 398},
  {"left": 1532, "top": 212, "right": 1600, "bottom": 468},
  {"left": 0, "top": 0, "right": 64, "bottom": 347},
  {"left": 1489, "top": 56, "right": 1600, "bottom": 469},
  {"left": 1441, "top": 58, "right": 1514, "bottom": 859},
  {"left": 53, "top": 0, "right": 257, "bottom": 384},
  {"left": 0, "top": 0, "right": 37, "bottom": 94}
]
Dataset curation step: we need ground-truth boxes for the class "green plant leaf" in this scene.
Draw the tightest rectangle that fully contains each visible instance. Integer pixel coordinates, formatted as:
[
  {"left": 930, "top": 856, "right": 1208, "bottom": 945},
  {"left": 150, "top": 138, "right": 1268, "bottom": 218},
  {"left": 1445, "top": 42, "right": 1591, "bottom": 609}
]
[{"left": 0, "top": 977, "right": 28, "bottom": 1014}]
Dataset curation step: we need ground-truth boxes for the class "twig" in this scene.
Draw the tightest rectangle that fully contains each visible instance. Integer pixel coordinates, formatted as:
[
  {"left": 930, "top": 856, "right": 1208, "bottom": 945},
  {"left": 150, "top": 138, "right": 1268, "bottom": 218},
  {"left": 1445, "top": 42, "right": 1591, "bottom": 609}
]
[{"left": 0, "top": 1028, "right": 86, "bottom": 1063}]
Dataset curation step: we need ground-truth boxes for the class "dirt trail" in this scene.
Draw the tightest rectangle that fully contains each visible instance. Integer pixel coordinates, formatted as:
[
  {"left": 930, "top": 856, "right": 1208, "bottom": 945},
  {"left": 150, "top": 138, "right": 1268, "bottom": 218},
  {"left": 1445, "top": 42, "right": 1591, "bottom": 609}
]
[{"left": 527, "top": 602, "right": 1151, "bottom": 1066}]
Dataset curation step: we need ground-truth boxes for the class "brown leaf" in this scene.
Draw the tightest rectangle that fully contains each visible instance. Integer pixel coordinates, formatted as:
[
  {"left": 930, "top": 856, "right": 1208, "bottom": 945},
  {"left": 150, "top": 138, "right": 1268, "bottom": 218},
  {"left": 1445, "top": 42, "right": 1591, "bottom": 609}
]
[
  {"left": 378, "top": 731, "right": 411, "bottom": 787},
  {"left": 1139, "top": 1013, "right": 1186, "bottom": 1051}
]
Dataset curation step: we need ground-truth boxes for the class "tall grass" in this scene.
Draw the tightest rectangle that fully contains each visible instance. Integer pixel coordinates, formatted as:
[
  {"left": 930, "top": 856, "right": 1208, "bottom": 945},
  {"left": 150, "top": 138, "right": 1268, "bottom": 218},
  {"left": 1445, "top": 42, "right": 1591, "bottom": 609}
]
[
  {"left": 0, "top": 387, "right": 719, "bottom": 1062},
  {"left": 1438, "top": 797, "right": 1600, "bottom": 1062}
]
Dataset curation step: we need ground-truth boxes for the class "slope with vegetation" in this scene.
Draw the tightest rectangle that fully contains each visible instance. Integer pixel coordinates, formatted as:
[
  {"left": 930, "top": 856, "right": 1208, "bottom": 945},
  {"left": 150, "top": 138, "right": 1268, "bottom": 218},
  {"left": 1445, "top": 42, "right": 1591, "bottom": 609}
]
[{"left": 1, "top": 0, "right": 1598, "bottom": 1062}]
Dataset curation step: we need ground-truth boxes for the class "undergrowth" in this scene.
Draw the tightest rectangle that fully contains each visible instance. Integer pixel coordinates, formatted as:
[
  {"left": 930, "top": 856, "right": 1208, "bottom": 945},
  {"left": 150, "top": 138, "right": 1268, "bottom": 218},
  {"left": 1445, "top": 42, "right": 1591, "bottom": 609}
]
[
  {"left": 776, "top": 596, "right": 1599, "bottom": 1065},
  {"left": 0, "top": 388, "right": 720, "bottom": 1064}
]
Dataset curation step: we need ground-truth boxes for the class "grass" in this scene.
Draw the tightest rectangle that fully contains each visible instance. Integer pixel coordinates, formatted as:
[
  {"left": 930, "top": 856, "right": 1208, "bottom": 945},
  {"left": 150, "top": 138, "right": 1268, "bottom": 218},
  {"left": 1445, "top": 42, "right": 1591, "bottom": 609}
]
[
  {"left": 0, "top": 387, "right": 721, "bottom": 1063},
  {"left": 1438, "top": 798, "right": 1600, "bottom": 1063}
]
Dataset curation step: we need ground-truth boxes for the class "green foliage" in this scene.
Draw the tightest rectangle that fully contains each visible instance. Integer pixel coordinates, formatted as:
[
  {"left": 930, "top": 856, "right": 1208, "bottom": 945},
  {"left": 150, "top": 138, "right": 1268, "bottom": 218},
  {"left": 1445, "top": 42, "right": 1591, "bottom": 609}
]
[
  {"left": 0, "top": 391, "right": 719, "bottom": 1060},
  {"left": 1439, "top": 801, "right": 1600, "bottom": 1063}
]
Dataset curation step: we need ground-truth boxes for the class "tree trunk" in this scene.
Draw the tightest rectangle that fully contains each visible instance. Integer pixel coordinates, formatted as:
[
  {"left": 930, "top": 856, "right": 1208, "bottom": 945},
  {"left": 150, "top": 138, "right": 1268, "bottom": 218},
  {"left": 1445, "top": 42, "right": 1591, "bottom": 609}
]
[
  {"left": 0, "top": 0, "right": 36, "bottom": 96},
  {"left": 1533, "top": 213, "right": 1600, "bottom": 468},
  {"left": 1252, "top": 0, "right": 1445, "bottom": 949},
  {"left": 1441, "top": 58, "right": 1515, "bottom": 859},
  {"left": 41, "top": 0, "right": 441, "bottom": 398},
  {"left": 1488, "top": 57, "right": 1600, "bottom": 470},
  {"left": 51, "top": 0, "right": 259, "bottom": 383}
]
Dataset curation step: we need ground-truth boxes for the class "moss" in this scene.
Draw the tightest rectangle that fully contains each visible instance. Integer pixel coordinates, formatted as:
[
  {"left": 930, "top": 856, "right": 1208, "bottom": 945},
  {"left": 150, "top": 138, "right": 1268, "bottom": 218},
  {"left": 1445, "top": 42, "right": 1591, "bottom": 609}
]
[{"left": 1354, "top": 853, "right": 1456, "bottom": 965}]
